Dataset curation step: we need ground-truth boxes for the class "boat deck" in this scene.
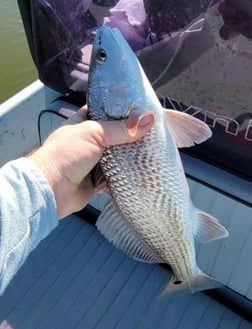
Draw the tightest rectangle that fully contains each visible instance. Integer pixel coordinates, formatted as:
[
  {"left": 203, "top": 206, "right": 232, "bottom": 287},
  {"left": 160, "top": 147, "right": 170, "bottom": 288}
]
[{"left": 0, "top": 214, "right": 251, "bottom": 329}]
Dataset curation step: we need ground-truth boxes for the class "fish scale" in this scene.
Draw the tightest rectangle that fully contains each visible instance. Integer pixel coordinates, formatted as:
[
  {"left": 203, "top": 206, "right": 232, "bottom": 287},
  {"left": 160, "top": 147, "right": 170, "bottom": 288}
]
[
  {"left": 100, "top": 125, "right": 193, "bottom": 278},
  {"left": 88, "top": 26, "right": 229, "bottom": 296}
]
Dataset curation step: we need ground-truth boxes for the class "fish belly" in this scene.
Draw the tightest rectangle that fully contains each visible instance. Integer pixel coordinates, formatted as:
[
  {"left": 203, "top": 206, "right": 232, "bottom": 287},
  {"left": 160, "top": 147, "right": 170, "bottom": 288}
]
[{"left": 100, "top": 124, "right": 195, "bottom": 278}]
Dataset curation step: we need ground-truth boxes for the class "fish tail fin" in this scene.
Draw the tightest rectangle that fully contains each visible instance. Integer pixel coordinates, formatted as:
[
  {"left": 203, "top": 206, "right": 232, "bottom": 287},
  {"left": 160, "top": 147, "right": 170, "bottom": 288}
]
[{"left": 159, "top": 269, "right": 222, "bottom": 298}]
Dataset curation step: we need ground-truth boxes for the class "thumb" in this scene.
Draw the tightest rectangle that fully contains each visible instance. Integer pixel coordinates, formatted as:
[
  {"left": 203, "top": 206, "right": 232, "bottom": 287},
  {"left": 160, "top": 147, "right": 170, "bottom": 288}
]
[{"left": 95, "top": 113, "right": 155, "bottom": 148}]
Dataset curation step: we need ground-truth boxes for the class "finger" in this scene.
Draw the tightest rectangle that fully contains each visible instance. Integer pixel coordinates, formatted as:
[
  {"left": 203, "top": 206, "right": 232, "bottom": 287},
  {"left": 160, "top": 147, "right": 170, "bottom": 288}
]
[
  {"left": 95, "top": 112, "right": 155, "bottom": 147},
  {"left": 64, "top": 105, "right": 88, "bottom": 125},
  {"left": 76, "top": 62, "right": 90, "bottom": 73},
  {"left": 59, "top": 108, "right": 77, "bottom": 118},
  {"left": 125, "top": 112, "right": 155, "bottom": 137},
  {"left": 95, "top": 181, "right": 109, "bottom": 194}
]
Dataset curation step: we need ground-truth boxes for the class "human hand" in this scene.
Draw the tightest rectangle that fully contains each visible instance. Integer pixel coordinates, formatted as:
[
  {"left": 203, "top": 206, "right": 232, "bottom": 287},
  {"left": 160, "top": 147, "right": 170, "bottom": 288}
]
[
  {"left": 29, "top": 106, "right": 154, "bottom": 219},
  {"left": 218, "top": 0, "right": 252, "bottom": 39}
]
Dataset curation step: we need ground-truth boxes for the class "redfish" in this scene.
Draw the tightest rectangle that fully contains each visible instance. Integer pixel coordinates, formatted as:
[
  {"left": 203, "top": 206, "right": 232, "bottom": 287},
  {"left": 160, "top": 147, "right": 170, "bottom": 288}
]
[{"left": 87, "top": 26, "right": 229, "bottom": 296}]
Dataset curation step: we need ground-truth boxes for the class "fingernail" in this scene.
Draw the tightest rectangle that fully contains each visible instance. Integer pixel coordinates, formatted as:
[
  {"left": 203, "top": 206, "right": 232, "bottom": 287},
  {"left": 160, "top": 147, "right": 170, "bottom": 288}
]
[{"left": 138, "top": 113, "right": 154, "bottom": 127}]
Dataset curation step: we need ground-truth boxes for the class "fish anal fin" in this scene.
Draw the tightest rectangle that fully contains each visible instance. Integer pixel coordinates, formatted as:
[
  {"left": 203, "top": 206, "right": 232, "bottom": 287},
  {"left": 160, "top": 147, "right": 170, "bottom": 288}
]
[
  {"left": 164, "top": 109, "right": 212, "bottom": 148},
  {"left": 194, "top": 209, "right": 229, "bottom": 243},
  {"left": 96, "top": 198, "right": 162, "bottom": 264}
]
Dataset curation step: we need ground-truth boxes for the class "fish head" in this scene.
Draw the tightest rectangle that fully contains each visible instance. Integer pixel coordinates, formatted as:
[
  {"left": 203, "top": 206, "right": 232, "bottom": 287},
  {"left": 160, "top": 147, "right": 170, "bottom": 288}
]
[{"left": 88, "top": 26, "right": 146, "bottom": 121}]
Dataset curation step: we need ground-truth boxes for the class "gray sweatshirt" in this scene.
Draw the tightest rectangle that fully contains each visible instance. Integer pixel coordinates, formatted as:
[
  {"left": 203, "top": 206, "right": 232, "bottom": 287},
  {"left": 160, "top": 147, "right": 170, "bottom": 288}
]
[{"left": 0, "top": 158, "right": 58, "bottom": 295}]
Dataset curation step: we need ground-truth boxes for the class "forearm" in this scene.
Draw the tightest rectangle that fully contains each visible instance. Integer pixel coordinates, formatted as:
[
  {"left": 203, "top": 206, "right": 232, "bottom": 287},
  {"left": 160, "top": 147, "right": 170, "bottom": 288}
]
[{"left": 0, "top": 158, "right": 58, "bottom": 295}]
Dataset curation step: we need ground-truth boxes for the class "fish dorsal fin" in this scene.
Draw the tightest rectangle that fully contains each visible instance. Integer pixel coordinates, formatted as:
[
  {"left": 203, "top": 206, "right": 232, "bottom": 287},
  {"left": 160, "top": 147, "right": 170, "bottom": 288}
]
[
  {"left": 96, "top": 198, "right": 163, "bottom": 263},
  {"left": 164, "top": 109, "right": 212, "bottom": 148},
  {"left": 194, "top": 208, "right": 229, "bottom": 243}
]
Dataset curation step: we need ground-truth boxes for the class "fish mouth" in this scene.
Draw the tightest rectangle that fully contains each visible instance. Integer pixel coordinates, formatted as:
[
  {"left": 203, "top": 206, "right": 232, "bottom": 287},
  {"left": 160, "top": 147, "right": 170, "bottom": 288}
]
[
  {"left": 94, "top": 26, "right": 121, "bottom": 44},
  {"left": 100, "top": 103, "right": 136, "bottom": 121}
]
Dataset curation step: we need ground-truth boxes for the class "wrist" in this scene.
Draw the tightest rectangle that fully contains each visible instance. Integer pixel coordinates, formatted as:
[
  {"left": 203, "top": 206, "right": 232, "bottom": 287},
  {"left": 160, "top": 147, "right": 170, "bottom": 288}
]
[
  {"left": 29, "top": 148, "right": 66, "bottom": 218},
  {"left": 29, "top": 148, "right": 58, "bottom": 190}
]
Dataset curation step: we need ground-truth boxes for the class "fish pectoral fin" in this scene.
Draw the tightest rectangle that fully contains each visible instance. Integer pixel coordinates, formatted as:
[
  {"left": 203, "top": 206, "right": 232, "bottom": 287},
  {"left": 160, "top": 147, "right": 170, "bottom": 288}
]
[
  {"left": 96, "top": 198, "right": 162, "bottom": 263},
  {"left": 194, "top": 208, "right": 229, "bottom": 243},
  {"left": 160, "top": 270, "right": 222, "bottom": 298},
  {"left": 163, "top": 109, "right": 212, "bottom": 148},
  {"left": 90, "top": 163, "right": 109, "bottom": 193}
]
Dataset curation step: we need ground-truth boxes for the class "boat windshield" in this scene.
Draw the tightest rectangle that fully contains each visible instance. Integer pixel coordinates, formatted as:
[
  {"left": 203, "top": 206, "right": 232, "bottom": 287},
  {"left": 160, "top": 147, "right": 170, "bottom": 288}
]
[{"left": 18, "top": 0, "right": 252, "bottom": 180}]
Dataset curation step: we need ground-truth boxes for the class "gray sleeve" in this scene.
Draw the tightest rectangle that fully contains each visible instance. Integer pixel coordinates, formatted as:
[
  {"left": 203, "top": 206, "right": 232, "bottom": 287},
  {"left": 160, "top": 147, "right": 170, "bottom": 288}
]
[{"left": 0, "top": 158, "right": 58, "bottom": 295}]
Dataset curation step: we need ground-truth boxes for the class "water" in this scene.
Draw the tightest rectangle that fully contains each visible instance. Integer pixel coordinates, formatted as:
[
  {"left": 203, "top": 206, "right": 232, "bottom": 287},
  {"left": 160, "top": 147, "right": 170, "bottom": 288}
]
[{"left": 0, "top": 0, "right": 37, "bottom": 103}]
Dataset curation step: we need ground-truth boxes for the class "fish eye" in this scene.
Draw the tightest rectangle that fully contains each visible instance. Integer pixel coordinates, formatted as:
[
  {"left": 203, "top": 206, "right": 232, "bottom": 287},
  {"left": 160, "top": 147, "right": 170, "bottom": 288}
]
[{"left": 96, "top": 48, "right": 107, "bottom": 64}]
